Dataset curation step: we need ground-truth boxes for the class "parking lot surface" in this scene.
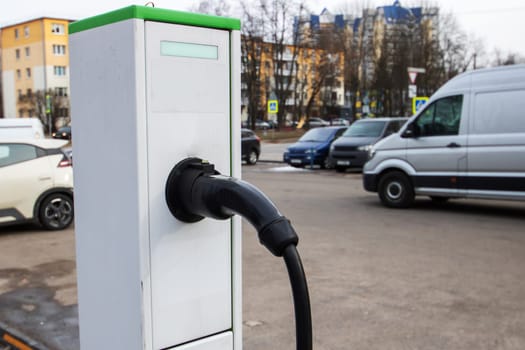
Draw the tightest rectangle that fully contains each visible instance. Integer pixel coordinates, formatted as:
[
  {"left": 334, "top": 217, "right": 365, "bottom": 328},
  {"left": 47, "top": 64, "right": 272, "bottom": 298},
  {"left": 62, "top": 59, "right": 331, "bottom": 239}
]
[{"left": 0, "top": 163, "right": 524, "bottom": 349}]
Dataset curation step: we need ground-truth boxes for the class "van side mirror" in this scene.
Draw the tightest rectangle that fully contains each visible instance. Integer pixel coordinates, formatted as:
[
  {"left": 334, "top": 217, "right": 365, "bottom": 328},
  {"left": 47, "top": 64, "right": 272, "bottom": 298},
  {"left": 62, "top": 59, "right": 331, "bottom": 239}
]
[{"left": 402, "top": 123, "right": 419, "bottom": 138}]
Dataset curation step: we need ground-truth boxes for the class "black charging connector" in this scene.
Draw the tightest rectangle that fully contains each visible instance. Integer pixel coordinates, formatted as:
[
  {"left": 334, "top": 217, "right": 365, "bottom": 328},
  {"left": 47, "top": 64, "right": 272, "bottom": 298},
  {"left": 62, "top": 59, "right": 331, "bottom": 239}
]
[{"left": 165, "top": 157, "right": 312, "bottom": 350}]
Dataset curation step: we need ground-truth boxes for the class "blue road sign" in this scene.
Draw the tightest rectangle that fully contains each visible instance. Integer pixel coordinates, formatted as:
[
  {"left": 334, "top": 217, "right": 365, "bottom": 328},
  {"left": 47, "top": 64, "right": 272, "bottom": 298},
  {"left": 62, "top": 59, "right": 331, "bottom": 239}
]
[{"left": 412, "top": 97, "right": 429, "bottom": 114}]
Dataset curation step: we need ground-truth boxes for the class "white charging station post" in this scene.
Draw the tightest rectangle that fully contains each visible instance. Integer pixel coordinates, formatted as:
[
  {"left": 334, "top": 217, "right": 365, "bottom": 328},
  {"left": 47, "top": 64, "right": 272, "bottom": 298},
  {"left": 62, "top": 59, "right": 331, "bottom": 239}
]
[{"left": 69, "top": 6, "right": 241, "bottom": 350}]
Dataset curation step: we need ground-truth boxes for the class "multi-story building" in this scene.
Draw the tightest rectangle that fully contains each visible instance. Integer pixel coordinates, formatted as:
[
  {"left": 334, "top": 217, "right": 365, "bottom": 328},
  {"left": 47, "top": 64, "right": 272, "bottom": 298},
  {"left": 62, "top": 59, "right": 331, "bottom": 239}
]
[
  {"left": 296, "top": 1, "right": 439, "bottom": 116},
  {"left": 1, "top": 17, "right": 71, "bottom": 125},
  {"left": 241, "top": 37, "right": 344, "bottom": 124}
]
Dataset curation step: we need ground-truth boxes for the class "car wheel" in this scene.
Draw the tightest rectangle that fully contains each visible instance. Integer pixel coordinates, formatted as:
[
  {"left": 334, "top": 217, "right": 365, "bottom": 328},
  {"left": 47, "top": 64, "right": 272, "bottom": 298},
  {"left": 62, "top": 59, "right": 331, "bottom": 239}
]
[
  {"left": 39, "top": 193, "right": 74, "bottom": 230},
  {"left": 378, "top": 171, "right": 414, "bottom": 208},
  {"left": 246, "top": 149, "right": 258, "bottom": 165},
  {"left": 335, "top": 166, "right": 346, "bottom": 173}
]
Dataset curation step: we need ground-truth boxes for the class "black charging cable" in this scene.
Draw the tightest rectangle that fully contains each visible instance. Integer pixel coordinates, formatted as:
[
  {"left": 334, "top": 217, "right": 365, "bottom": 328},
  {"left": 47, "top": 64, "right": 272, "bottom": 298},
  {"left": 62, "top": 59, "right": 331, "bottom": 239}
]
[{"left": 165, "top": 157, "right": 312, "bottom": 350}]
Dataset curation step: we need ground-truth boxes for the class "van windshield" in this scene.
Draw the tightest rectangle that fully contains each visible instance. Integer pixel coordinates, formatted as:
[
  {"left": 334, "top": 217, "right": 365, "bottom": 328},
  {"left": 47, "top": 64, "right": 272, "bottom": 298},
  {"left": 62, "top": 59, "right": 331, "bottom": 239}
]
[{"left": 343, "top": 121, "right": 386, "bottom": 137}]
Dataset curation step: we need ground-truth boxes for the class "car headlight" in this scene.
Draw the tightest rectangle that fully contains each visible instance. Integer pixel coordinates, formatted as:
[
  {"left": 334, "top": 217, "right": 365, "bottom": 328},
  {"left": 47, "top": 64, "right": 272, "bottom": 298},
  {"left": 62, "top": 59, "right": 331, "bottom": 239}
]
[{"left": 357, "top": 144, "right": 372, "bottom": 152}]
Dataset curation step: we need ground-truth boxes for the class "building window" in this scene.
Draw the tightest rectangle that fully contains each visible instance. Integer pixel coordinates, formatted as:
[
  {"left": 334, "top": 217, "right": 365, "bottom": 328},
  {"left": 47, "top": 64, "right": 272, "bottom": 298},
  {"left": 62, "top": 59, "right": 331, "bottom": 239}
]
[
  {"left": 14, "top": 28, "right": 19, "bottom": 39},
  {"left": 17, "top": 89, "right": 22, "bottom": 98},
  {"left": 51, "top": 23, "right": 65, "bottom": 34},
  {"left": 27, "top": 89, "right": 32, "bottom": 97},
  {"left": 25, "top": 47, "right": 30, "bottom": 57},
  {"left": 15, "top": 49, "right": 20, "bottom": 60},
  {"left": 26, "top": 68, "right": 31, "bottom": 78},
  {"left": 52, "top": 44, "right": 66, "bottom": 55},
  {"left": 16, "top": 69, "right": 21, "bottom": 79},
  {"left": 55, "top": 87, "right": 68, "bottom": 96},
  {"left": 24, "top": 26, "right": 30, "bottom": 37},
  {"left": 54, "top": 66, "right": 67, "bottom": 76},
  {"left": 57, "top": 108, "right": 69, "bottom": 117}
]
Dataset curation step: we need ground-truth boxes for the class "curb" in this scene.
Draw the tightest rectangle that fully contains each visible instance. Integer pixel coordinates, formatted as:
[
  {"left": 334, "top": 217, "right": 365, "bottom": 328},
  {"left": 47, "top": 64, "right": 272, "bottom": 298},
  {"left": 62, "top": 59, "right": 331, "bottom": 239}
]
[{"left": 257, "top": 159, "right": 284, "bottom": 164}]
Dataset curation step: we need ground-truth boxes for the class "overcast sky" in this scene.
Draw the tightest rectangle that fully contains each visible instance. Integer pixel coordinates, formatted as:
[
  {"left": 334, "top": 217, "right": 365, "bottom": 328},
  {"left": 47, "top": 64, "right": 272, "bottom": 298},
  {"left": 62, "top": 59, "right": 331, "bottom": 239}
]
[{"left": 1, "top": 0, "right": 524, "bottom": 59}]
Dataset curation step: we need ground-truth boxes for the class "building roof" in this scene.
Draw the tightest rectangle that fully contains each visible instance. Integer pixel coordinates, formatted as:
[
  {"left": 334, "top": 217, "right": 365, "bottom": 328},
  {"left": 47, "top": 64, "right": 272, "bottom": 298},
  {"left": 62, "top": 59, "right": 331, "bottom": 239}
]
[
  {"left": 0, "top": 17, "right": 74, "bottom": 30},
  {"left": 380, "top": 1, "right": 422, "bottom": 24}
]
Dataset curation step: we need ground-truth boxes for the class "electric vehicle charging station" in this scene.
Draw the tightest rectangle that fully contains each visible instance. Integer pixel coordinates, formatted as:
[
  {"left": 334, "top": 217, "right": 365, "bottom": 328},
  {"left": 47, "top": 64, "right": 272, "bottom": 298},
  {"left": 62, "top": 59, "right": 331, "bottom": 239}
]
[
  {"left": 70, "top": 6, "right": 241, "bottom": 349},
  {"left": 70, "top": 5, "right": 311, "bottom": 350}
]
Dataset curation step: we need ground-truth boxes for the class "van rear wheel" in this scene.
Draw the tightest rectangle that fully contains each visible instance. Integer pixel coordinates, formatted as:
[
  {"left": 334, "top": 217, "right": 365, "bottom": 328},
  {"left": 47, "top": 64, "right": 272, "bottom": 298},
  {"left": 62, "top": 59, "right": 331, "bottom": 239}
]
[{"left": 378, "top": 171, "right": 414, "bottom": 208}]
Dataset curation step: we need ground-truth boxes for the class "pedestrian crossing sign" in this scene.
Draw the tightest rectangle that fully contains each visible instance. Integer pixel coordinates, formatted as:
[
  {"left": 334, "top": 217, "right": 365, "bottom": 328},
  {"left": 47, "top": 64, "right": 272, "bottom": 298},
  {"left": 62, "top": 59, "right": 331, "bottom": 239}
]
[
  {"left": 412, "top": 97, "right": 429, "bottom": 115},
  {"left": 268, "top": 100, "right": 278, "bottom": 113}
]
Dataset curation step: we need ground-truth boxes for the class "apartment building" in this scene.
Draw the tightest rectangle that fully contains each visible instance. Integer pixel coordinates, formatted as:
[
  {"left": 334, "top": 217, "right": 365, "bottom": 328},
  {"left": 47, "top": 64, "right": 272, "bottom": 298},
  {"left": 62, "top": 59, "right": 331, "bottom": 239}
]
[
  {"left": 1, "top": 17, "right": 71, "bottom": 123},
  {"left": 296, "top": 1, "right": 439, "bottom": 108},
  {"left": 241, "top": 38, "right": 344, "bottom": 123}
]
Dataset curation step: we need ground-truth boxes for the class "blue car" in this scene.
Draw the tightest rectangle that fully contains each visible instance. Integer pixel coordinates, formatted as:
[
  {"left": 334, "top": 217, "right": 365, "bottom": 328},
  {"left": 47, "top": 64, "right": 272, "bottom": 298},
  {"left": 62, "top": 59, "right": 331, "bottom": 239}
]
[{"left": 283, "top": 126, "right": 347, "bottom": 168}]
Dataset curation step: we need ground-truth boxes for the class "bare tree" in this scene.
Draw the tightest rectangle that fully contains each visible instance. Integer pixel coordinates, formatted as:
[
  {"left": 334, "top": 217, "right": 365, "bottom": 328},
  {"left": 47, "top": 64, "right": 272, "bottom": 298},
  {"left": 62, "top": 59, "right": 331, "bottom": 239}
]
[
  {"left": 240, "top": 0, "right": 267, "bottom": 130},
  {"left": 491, "top": 49, "right": 525, "bottom": 66},
  {"left": 292, "top": 13, "right": 345, "bottom": 124},
  {"left": 17, "top": 89, "right": 68, "bottom": 133},
  {"left": 260, "top": 0, "right": 308, "bottom": 128},
  {"left": 192, "top": 0, "right": 231, "bottom": 16}
]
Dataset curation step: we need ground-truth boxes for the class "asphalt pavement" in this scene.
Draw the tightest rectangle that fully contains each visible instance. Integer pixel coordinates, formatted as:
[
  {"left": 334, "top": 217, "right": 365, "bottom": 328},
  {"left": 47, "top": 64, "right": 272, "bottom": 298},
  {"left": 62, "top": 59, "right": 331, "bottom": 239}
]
[
  {"left": 259, "top": 141, "right": 290, "bottom": 163},
  {"left": 1, "top": 155, "right": 525, "bottom": 350}
]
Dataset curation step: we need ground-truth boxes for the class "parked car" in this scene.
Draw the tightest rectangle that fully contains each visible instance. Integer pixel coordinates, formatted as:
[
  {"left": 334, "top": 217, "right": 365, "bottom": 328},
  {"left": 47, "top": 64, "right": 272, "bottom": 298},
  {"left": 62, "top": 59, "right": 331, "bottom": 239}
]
[
  {"left": 307, "top": 117, "right": 330, "bottom": 128},
  {"left": 52, "top": 125, "right": 72, "bottom": 140},
  {"left": 267, "top": 120, "right": 278, "bottom": 129},
  {"left": 241, "top": 128, "right": 261, "bottom": 165},
  {"left": 0, "top": 139, "right": 74, "bottom": 230},
  {"left": 255, "top": 119, "right": 271, "bottom": 130},
  {"left": 330, "top": 118, "right": 350, "bottom": 126},
  {"left": 329, "top": 117, "right": 408, "bottom": 172},
  {"left": 283, "top": 126, "right": 347, "bottom": 168},
  {"left": 363, "top": 64, "right": 525, "bottom": 208},
  {"left": 241, "top": 119, "right": 271, "bottom": 130}
]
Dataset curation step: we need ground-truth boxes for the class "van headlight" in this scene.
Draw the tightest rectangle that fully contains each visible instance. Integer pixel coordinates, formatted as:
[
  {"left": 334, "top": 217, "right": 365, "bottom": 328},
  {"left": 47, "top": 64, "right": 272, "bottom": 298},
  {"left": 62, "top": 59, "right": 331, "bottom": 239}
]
[
  {"left": 358, "top": 144, "right": 372, "bottom": 152},
  {"left": 368, "top": 148, "right": 376, "bottom": 160}
]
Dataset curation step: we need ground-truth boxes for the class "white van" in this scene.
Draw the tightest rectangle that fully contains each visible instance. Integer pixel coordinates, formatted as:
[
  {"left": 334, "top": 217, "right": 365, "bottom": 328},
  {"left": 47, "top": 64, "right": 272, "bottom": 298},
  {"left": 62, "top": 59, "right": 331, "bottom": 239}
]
[
  {"left": 363, "top": 64, "right": 525, "bottom": 208},
  {"left": 0, "top": 118, "right": 45, "bottom": 139}
]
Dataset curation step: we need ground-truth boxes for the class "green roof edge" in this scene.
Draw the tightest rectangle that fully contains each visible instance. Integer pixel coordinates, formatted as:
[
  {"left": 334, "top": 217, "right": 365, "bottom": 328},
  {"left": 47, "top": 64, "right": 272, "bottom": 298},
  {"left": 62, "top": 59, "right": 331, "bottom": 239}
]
[{"left": 69, "top": 5, "right": 241, "bottom": 34}]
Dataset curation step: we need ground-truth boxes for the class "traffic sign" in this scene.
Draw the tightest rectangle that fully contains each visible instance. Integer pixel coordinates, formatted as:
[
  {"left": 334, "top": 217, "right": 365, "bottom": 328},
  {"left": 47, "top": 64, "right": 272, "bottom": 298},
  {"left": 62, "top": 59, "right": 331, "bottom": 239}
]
[
  {"left": 408, "top": 72, "right": 418, "bottom": 84},
  {"left": 267, "top": 100, "right": 278, "bottom": 113},
  {"left": 412, "top": 97, "right": 429, "bottom": 115},
  {"left": 408, "top": 84, "right": 417, "bottom": 98},
  {"left": 46, "top": 94, "right": 51, "bottom": 113},
  {"left": 407, "top": 67, "right": 425, "bottom": 84}
]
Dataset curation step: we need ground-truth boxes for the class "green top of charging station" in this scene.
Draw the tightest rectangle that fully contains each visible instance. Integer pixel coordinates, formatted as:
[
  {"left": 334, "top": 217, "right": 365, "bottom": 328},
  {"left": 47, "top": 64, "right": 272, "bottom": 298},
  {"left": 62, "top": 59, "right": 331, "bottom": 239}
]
[{"left": 69, "top": 5, "right": 241, "bottom": 34}]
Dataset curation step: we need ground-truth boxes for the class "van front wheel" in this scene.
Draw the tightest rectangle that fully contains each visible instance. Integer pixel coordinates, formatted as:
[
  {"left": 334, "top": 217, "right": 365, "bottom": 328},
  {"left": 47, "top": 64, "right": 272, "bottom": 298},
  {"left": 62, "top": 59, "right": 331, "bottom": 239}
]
[{"left": 378, "top": 171, "right": 414, "bottom": 208}]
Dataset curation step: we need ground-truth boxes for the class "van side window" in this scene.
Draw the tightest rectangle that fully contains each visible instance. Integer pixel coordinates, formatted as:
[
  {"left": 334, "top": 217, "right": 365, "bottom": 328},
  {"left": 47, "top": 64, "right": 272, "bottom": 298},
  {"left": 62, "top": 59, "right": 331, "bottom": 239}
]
[{"left": 415, "top": 95, "right": 463, "bottom": 137}]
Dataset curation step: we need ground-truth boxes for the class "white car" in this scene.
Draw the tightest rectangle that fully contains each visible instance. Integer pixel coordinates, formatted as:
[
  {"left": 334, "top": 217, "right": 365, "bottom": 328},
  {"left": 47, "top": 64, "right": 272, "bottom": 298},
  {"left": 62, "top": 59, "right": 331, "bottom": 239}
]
[
  {"left": 308, "top": 117, "right": 330, "bottom": 128},
  {"left": 330, "top": 118, "right": 350, "bottom": 126},
  {"left": 0, "top": 139, "right": 74, "bottom": 230}
]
